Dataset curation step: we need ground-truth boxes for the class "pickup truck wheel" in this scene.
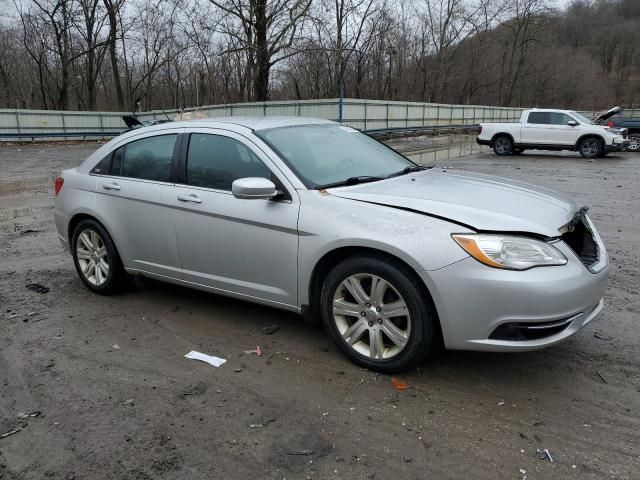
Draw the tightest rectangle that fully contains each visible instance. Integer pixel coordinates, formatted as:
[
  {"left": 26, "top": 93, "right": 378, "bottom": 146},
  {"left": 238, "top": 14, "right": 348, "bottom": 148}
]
[
  {"left": 492, "top": 136, "right": 513, "bottom": 156},
  {"left": 628, "top": 134, "right": 640, "bottom": 152},
  {"left": 578, "top": 138, "right": 603, "bottom": 159}
]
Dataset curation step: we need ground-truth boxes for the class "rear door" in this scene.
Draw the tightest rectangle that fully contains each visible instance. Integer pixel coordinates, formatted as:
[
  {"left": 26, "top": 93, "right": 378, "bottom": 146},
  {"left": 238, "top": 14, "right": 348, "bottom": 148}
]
[
  {"left": 172, "top": 129, "right": 299, "bottom": 307},
  {"left": 92, "top": 129, "right": 183, "bottom": 278},
  {"left": 545, "top": 112, "right": 580, "bottom": 146},
  {"left": 520, "top": 111, "right": 550, "bottom": 144}
]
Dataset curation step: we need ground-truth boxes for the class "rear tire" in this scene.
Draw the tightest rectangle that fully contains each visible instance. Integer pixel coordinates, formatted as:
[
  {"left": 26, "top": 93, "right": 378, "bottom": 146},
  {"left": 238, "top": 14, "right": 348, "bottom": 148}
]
[
  {"left": 492, "top": 136, "right": 513, "bottom": 156},
  {"left": 320, "top": 255, "right": 436, "bottom": 373},
  {"left": 71, "top": 219, "right": 128, "bottom": 294},
  {"left": 578, "top": 137, "right": 603, "bottom": 159}
]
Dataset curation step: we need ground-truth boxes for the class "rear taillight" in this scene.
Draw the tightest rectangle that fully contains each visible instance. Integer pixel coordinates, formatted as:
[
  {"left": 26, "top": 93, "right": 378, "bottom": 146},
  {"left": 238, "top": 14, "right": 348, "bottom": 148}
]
[
  {"left": 54, "top": 177, "right": 64, "bottom": 196},
  {"left": 607, "top": 121, "right": 614, "bottom": 128}
]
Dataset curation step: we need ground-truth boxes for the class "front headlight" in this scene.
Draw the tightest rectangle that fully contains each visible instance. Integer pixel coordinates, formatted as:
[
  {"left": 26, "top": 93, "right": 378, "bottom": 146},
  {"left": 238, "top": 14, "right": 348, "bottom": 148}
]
[{"left": 452, "top": 234, "right": 567, "bottom": 270}]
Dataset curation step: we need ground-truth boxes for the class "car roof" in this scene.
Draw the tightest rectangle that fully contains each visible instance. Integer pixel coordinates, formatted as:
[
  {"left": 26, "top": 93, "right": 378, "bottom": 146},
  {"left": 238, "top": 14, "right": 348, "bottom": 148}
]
[
  {"left": 140, "top": 116, "right": 336, "bottom": 132},
  {"left": 528, "top": 108, "right": 574, "bottom": 113}
]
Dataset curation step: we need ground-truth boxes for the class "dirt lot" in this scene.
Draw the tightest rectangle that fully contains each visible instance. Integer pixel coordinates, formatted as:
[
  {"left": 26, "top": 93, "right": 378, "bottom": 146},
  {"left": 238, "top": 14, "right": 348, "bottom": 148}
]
[{"left": 1, "top": 137, "right": 639, "bottom": 480}]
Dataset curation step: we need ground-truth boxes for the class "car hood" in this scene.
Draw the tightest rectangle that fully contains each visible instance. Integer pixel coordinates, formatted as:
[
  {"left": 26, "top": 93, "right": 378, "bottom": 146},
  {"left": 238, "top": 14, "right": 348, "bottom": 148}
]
[
  {"left": 327, "top": 169, "right": 582, "bottom": 238},
  {"left": 594, "top": 106, "right": 623, "bottom": 122}
]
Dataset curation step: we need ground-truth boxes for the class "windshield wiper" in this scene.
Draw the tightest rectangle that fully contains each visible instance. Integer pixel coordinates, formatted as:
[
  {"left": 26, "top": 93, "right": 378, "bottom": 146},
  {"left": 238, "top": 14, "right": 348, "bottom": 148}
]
[
  {"left": 314, "top": 176, "right": 385, "bottom": 190},
  {"left": 386, "top": 165, "right": 430, "bottom": 178}
]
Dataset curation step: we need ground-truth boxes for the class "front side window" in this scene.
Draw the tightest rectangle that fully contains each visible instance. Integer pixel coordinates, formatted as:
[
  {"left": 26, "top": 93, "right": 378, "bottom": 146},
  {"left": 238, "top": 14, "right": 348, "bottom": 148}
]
[
  {"left": 549, "top": 113, "right": 572, "bottom": 125},
  {"left": 113, "top": 134, "right": 177, "bottom": 182},
  {"left": 186, "top": 134, "right": 271, "bottom": 191},
  {"left": 527, "top": 112, "right": 550, "bottom": 124},
  {"left": 255, "top": 124, "right": 413, "bottom": 188}
]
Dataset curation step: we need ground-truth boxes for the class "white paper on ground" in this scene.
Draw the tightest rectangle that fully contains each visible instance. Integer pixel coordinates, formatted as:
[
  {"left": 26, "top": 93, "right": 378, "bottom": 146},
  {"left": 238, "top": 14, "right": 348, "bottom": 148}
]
[{"left": 184, "top": 350, "right": 227, "bottom": 367}]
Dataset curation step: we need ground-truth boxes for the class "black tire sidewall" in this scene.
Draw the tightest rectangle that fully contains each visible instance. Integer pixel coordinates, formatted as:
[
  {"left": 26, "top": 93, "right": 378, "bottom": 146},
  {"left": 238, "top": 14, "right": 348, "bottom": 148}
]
[
  {"left": 320, "top": 256, "right": 434, "bottom": 373},
  {"left": 579, "top": 138, "right": 603, "bottom": 158},
  {"left": 71, "top": 219, "right": 123, "bottom": 294}
]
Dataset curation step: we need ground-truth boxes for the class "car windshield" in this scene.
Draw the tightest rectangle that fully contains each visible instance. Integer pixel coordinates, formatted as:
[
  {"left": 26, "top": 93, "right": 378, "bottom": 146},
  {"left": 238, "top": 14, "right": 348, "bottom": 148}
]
[
  {"left": 570, "top": 112, "right": 593, "bottom": 125},
  {"left": 255, "top": 124, "right": 414, "bottom": 188}
]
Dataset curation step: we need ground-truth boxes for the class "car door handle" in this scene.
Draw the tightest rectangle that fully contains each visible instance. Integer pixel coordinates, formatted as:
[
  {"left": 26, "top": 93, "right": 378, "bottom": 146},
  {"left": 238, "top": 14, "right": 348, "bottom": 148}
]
[
  {"left": 177, "top": 194, "right": 202, "bottom": 204},
  {"left": 102, "top": 182, "right": 121, "bottom": 191}
]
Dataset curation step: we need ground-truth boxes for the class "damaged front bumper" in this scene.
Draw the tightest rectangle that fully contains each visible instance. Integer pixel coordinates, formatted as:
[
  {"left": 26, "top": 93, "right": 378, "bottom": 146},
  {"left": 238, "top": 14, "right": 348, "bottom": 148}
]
[{"left": 418, "top": 240, "right": 609, "bottom": 352}]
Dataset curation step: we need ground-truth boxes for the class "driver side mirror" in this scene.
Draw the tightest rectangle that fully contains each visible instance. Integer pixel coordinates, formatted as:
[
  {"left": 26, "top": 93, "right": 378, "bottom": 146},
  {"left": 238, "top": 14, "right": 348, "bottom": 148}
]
[
  {"left": 567, "top": 120, "right": 579, "bottom": 127},
  {"left": 232, "top": 177, "right": 278, "bottom": 200}
]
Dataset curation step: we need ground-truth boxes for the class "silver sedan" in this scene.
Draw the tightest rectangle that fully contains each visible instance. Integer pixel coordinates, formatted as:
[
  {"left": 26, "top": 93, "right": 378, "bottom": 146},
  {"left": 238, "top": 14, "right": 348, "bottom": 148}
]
[{"left": 53, "top": 117, "right": 609, "bottom": 372}]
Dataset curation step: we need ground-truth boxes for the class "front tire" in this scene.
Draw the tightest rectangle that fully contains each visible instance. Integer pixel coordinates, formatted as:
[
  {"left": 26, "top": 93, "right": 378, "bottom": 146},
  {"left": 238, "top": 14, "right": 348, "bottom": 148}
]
[
  {"left": 71, "top": 219, "right": 127, "bottom": 294},
  {"left": 320, "top": 255, "right": 436, "bottom": 373},
  {"left": 492, "top": 136, "right": 513, "bottom": 156},
  {"left": 578, "top": 137, "right": 603, "bottom": 158}
]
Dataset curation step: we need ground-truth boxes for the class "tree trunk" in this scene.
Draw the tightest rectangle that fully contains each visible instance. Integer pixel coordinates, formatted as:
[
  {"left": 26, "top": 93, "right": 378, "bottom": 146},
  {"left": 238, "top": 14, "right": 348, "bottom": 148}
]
[{"left": 253, "top": 0, "right": 270, "bottom": 101}]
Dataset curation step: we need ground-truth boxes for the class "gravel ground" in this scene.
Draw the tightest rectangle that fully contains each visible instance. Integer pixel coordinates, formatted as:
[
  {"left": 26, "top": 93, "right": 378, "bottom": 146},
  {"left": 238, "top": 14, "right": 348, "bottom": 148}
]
[{"left": 0, "top": 138, "right": 638, "bottom": 480}]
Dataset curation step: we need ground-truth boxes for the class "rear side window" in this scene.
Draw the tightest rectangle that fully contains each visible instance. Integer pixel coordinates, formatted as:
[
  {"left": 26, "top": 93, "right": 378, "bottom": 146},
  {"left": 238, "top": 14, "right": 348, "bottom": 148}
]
[
  {"left": 111, "top": 134, "right": 177, "bottom": 182},
  {"left": 186, "top": 134, "right": 271, "bottom": 191},
  {"left": 527, "top": 112, "right": 550, "bottom": 124}
]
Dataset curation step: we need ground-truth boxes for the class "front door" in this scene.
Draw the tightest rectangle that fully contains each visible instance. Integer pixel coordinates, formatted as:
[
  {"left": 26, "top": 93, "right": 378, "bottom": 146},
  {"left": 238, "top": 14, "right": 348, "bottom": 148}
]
[
  {"left": 545, "top": 112, "right": 581, "bottom": 146},
  {"left": 172, "top": 129, "right": 299, "bottom": 307}
]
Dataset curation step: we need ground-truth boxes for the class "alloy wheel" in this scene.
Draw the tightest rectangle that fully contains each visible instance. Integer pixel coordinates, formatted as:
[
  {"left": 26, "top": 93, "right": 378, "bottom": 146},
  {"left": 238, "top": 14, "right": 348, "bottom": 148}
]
[
  {"left": 494, "top": 138, "right": 511, "bottom": 154},
  {"left": 628, "top": 135, "right": 640, "bottom": 152},
  {"left": 76, "top": 229, "right": 109, "bottom": 286},
  {"left": 580, "top": 139, "right": 599, "bottom": 157},
  {"left": 332, "top": 273, "right": 411, "bottom": 360}
]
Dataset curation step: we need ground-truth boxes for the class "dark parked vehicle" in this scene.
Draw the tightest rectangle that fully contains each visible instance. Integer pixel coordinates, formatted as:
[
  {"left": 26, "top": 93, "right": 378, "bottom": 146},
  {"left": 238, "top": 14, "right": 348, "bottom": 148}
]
[{"left": 605, "top": 115, "right": 640, "bottom": 152}]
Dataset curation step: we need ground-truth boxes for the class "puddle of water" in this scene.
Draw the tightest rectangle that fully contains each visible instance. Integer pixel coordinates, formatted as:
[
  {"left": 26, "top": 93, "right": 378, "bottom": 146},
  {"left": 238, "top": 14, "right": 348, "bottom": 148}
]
[{"left": 403, "top": 140, "right": 482, "bottom": 165}]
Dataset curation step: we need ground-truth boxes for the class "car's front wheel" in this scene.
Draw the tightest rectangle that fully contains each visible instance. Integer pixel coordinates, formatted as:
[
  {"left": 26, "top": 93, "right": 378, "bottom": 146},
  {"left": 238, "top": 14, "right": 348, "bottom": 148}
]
[
  {"left": 71, "top": 219, "right": 127, "bottom": 294},
  {"left": 320, "top": 255, "right": 436, "bottom": 373},
  {"left": 578, "top": 137, "right": 603, "bottom": 158},
  {"left": 492, "top": 136, "right": 513, "bottom": 156}
]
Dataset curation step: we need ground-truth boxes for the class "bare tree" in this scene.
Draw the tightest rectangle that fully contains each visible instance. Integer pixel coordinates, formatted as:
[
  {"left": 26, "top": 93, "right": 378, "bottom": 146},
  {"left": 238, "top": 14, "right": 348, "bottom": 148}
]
[{"left": 208, "top": 0, "right": 312, "bottom": 101}]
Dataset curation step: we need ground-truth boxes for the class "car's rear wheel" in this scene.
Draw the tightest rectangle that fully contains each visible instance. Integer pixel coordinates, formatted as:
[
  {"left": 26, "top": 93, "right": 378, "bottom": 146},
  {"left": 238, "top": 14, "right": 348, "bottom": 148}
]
[
  {"left": 578, "top": 137, "right": 603, "bottom": 158},
  {"left": 628, "top": 134, "right": 640, "bottom": 152},
  {"left": 71, "top": 219, "right": 127, "bottom": 294},
  {"left": 492, "top": 136, "right": 513, "bottom": 156},
  {"left": 320, "top": 255, "right": 435, "bottom": 373}
]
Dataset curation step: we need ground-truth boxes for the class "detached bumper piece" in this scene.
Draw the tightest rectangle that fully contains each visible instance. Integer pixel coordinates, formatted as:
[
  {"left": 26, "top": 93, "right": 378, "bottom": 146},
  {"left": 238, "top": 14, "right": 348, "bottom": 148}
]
[
  {"left": 606, "top": 139, "right": 631, "bottom": 152},
  {"left": 489, "top": 314, "right": 579, "bottom": 341}
]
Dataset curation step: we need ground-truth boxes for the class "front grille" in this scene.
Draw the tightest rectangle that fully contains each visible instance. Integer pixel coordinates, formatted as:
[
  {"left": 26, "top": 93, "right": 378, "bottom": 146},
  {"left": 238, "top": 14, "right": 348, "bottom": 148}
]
[
  {"left": 490, "top": 316, "right": 577, "bottom": 341},
  {"left": 561, "top": 217, "right": 598, "bottom": 268}
]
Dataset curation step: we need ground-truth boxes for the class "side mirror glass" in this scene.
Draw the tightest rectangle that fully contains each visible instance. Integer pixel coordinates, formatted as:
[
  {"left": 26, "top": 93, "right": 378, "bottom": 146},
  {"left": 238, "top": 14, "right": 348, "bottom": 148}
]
[
  {"left": 567, "top": 120, "right": 579, "bottom": 127},
  {"left": 232, "top": 177, "right": 277, "bottom": 200}
]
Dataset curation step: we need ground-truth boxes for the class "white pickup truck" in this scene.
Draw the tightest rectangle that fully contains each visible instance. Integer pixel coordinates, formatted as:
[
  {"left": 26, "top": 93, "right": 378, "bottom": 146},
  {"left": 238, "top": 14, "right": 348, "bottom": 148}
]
[{"left": 476, "top": 108, "right": 630, "bottom": 158}]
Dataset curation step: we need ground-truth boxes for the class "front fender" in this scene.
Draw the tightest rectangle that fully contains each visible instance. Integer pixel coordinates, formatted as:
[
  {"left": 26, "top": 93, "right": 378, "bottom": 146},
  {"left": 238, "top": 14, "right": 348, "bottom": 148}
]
[{"left": 296, "top": 192, "right": 471, "bottom": 306}]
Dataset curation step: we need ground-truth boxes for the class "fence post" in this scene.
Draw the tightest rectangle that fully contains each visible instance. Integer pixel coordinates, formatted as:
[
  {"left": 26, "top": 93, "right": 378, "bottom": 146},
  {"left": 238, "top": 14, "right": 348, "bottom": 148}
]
[
  {"left": 364, "top": 102, "right": 368, "bottom": 131},
  {"left": 15, "top": 110, "right": 21, "bottom": 135},
  {"left": 99, "top": 113, "right": 104, "bottom": 136},
  {"left": 406, "top": 103, "right": 409, "bottom": 128},
  {"left": 422, "top": 103, "right": 426, "bottom": 127},
  {"left": 61, "top": 112, "right": 67, "bottom": 137},
  {"left": 386, "top": 103, "right": 390, "bottom": 129}
]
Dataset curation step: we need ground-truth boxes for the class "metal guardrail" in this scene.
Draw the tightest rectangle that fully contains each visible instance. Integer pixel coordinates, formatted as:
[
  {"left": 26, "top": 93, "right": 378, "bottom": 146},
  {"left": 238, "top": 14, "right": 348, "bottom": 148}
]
[{"left": 1, "top": 100, "right": 636, "bottom": 142}]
